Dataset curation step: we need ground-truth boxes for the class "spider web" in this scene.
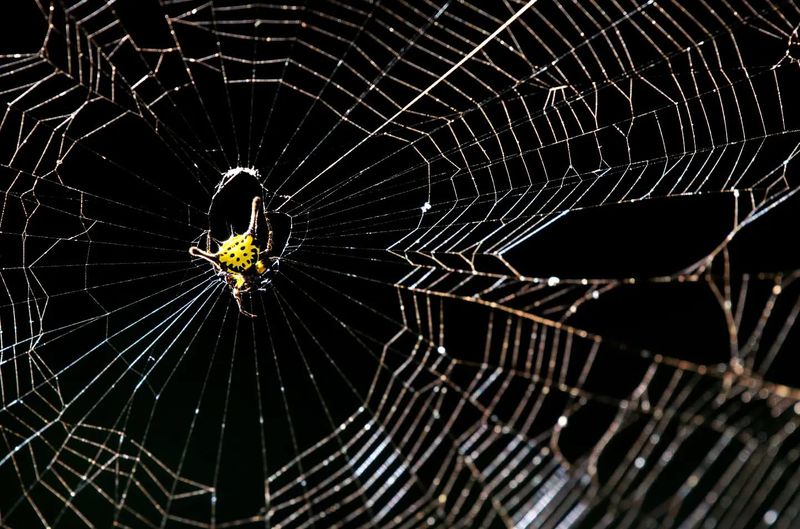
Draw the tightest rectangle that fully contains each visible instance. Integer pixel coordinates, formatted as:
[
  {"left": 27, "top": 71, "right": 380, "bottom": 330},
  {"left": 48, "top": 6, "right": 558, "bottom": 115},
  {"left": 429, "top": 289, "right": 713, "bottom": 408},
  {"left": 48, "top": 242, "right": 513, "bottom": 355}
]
[{"left": 2, "top": 0, "right": 800, "bottom": 527}]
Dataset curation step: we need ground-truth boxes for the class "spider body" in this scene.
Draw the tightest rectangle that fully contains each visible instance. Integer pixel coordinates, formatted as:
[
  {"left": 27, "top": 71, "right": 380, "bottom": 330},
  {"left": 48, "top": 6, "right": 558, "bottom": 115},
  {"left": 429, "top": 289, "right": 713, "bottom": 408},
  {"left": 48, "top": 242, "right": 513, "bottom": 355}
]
[
  {"left": 217, "top": 233, "right": 265, "bottom": 273},
  {"left": 189, "top": 196, "right": 276, "bottom": 317}
]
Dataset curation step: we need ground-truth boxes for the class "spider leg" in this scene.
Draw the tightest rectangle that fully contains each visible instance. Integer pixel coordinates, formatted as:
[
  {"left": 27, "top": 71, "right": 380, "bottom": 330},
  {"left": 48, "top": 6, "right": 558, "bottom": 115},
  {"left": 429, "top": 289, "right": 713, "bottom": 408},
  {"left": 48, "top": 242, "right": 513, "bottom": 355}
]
[
  {"left": 189, "top": 246, "right": 221, "bottom": 270},
  {"left": 246, "top": 196, "right": 261, "bottom": 235},
  {"left": 265, "top": 213, "right": 274, "bottom": 253},
  {"left": 204, "top": 230, "right": 214, "bottom": 253},
  {"left": 233, "top": 287, "right": 257, "bottom": 318},
  {"left": 246, "top": 195, "right": 274, "bottom": 254}
]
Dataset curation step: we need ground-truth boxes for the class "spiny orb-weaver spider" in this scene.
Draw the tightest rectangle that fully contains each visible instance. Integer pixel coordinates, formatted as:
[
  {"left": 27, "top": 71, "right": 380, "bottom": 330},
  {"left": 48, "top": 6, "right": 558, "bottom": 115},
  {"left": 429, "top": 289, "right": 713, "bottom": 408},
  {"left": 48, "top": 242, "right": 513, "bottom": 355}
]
[{"left": 189, "top": 196, "right": 278, "bottom": 317}]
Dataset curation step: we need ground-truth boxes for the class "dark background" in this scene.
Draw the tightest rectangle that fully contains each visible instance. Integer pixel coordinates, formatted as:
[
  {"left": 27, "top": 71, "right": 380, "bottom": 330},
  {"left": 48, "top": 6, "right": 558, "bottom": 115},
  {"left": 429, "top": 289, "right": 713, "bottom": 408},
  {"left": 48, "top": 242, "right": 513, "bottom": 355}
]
[{"left": 1, "top": 1, "right": 800, "bottom": 528}]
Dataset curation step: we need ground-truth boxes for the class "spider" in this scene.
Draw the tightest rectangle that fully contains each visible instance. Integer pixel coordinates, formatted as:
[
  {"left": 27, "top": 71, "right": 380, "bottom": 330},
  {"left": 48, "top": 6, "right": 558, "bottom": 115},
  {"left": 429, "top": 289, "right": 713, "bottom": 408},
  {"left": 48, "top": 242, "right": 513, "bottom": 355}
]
[{"left": 189, "top": 196, "right": 278, "bottom": 317}]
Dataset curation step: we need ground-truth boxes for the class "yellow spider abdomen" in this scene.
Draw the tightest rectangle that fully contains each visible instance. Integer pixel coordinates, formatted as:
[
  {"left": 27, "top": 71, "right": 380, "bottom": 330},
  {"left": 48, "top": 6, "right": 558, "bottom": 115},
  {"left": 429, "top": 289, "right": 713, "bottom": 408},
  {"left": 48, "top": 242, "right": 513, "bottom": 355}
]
[{"left": 217, "top": 234, "right": 260, "bottom": 272}]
